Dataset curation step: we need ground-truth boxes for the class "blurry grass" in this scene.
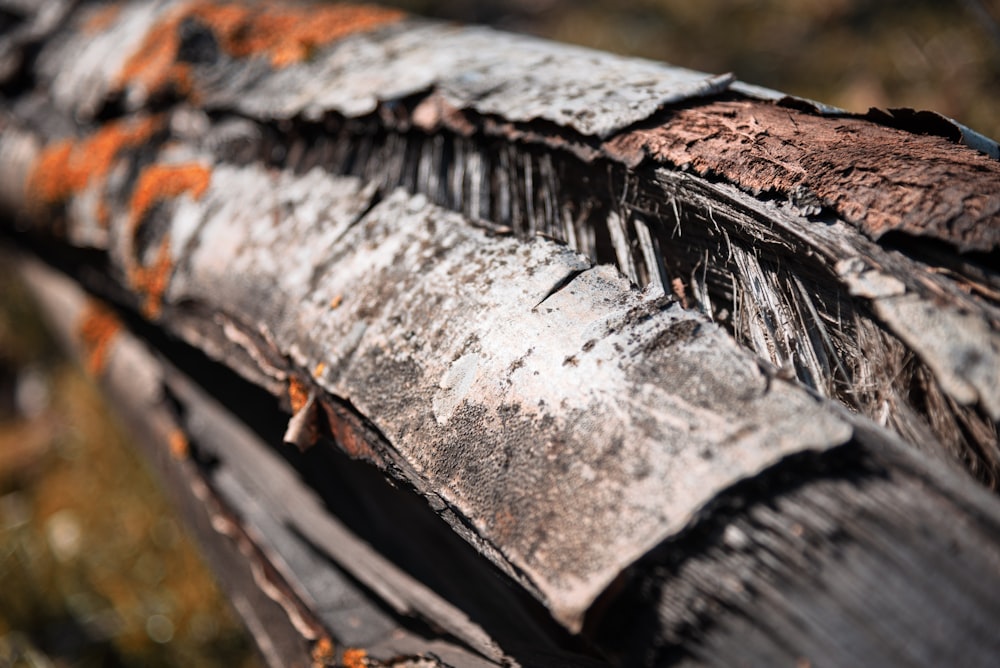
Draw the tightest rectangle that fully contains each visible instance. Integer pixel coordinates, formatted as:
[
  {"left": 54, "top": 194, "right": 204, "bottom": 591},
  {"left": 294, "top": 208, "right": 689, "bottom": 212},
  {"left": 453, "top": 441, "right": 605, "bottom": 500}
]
[{"left": 0, "top": 270, "right": 259, "bottom": 667}]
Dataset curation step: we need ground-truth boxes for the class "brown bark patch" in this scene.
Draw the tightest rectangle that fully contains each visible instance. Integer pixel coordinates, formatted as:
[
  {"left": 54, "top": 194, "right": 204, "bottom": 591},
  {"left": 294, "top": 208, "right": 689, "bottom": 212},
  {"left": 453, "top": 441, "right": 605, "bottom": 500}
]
[
  {"left": 605, "top": 100, "right": 1000, "bottom": 253},
  {"left": 76, "top": 299, "right": 122, "bottom": 376},
  {"left": 318, "top": 400, "right": 385, "bottom": 468}
]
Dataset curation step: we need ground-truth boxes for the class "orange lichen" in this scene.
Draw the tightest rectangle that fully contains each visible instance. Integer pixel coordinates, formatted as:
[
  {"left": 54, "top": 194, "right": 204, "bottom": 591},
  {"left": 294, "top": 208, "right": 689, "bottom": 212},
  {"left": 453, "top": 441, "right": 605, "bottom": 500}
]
[
  {"left": 168, "top": 429, "right": 190, "bottom": 460},
  {"left": 313, "top": 361, "right": 326, "bottom": 378},
  {"left": 25, "top": 115, "right": 161, "bottom": 211},
  {"left": 341, "top": 648, "right": 368, "bottom": 668},
  {"left": 328, "top": 294, "right": 343, "bottom": 309},
  {"left": 129, "top": 237, "right": 175, "bottom": 319},
  {"left": 116, "top": 1, "right": 404, "bottom": 96},
  {"left": 116, "top": 14, "right": 194, "bottom": 97},
  {"left": 288, "top": 376, "right": 310, "bottom": 414},
  {"left": 310, "top": 637, "right": 335, "bottom": 667},
  {"left": 123, "top": 163, "right": 209, "bottom": 319},
  {"left": 129, "top": 162, "right": 211, "bottom": 231},
  {"left": 192, "top": 3, "right": 405, "bottom": 68},
  {"left": 77, "top": 300, "right": 122, "bottom": 376}
]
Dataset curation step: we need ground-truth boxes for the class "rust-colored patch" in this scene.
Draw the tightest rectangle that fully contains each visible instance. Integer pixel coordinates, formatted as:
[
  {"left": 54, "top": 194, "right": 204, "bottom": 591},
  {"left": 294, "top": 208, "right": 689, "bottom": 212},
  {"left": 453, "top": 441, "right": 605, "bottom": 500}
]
[
  {"left": 310, "top": 637, "right": 335, "bottom": 667},
  {"left": 341, "top": 648, "right": 367, "bottom": 668},
  {"left": 319, "top": 400, "right": 385, "bottom": 468},
  {"left": 117, "top": 1, "right": 403, "bottom": 96},
  {"left": 288, "top": 376, "right": 310, "bottom": 414},
  {"left": 129, "top": 162, "right": 211, "bottom": 232},
  {"left": 25, "top": 116, "right": 161, "bottom": 212},
  {"left": 313, "top": 361, "right": 326, "bottom": 378},
  {"left": 168, "top": 429, "right": 190, "bottom": 459},
  {"left": 124, "top": 163, "right": 209, "bottom": 318},
  {"left": 77, "top": 300, "right": 122, "bottom": 376},
  {"left": 83, "top": 4, "right": 123, "bottom": 34},
  {"left": 129, "top": 237, "right": 175, "bottom": 319},
  {"left": 604, "top": 100, "right": 1000, "bottom": 253},
  {"left": 116, "top": 13, "right": 193, "bottom": 98},
  {"left": 193, "top": 3, "right": 404, "bottom": 68}
]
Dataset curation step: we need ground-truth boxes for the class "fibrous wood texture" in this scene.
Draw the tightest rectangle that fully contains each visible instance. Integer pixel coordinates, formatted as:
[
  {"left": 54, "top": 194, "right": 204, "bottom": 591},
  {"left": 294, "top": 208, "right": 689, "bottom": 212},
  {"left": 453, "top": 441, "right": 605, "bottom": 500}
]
[{"left": 2, "top": 1, "right": 1000, "bottom": 666}]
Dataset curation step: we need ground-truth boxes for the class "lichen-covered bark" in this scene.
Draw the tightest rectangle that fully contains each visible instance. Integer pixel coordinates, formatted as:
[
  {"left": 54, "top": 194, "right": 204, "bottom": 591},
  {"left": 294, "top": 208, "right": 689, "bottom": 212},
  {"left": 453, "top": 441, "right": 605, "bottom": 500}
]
[{"left": 2, "top": 1, "right": 1000, "bottom": 665}]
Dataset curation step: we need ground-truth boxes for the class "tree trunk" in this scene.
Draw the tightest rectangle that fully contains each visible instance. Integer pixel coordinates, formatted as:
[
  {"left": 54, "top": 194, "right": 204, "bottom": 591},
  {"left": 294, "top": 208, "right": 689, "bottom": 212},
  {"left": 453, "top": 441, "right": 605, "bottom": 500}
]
[{"left": 2, "top": 1, "right": 999, "bottom": 665}]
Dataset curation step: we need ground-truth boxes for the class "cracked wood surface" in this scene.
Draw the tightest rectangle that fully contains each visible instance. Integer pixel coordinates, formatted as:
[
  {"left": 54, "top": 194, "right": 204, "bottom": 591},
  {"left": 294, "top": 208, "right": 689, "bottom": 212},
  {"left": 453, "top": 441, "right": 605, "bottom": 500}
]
[
  {"left": 3, "top": 0, "right": 996, "bottom": 482},
  {"left": 2, "top": 0, "right": 1000, "bottom": 665}
]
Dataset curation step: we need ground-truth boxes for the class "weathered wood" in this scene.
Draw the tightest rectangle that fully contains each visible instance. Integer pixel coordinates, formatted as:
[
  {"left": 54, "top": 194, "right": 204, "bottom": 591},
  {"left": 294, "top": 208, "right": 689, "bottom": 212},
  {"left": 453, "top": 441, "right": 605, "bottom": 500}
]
[{"left": 2, "top": 1, "right": 1000, "bottom": 665}]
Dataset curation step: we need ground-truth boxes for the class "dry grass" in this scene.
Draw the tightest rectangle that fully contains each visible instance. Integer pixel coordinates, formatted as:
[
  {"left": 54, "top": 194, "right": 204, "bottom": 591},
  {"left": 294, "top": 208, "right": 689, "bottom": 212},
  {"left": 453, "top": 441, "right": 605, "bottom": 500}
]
[{"left": 0, "top": 270, "right": 259, "bottom": 667}]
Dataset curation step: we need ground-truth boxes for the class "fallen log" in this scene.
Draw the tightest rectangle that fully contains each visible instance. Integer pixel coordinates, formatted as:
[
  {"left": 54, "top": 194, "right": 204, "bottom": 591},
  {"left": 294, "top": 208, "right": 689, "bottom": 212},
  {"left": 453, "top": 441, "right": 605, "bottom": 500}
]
[{"left": 2, "top": 1, "right": 999, "bottom": 666}]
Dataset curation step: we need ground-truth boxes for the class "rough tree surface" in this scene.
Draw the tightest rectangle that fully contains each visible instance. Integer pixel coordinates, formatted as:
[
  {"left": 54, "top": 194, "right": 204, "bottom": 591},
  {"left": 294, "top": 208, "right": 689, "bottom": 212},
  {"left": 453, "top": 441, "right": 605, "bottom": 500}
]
[{"left": 1, "top": 1, "right": 999, "bottom": 667}]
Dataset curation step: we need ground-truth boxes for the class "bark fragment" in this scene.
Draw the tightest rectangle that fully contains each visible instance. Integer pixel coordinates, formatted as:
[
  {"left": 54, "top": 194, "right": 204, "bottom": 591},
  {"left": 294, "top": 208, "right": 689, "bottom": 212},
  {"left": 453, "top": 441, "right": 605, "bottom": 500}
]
[{"left": 605, "top": 99, "right": 1000, "bottom": 253}]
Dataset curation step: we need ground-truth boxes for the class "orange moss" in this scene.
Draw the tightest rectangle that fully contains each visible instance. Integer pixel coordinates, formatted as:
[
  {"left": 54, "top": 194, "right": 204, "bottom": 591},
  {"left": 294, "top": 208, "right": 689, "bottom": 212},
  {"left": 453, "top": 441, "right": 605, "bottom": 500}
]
[
  {"left": 77, "top": 300, "right": 122, "bottom": 376},
  {"left": 288, "top": 376, "right": 310, "bottom": 414},
  {"left": 26, "top": 116, "right": 161, "bottom": 216},
  {"left": 168, "top": 429, "right": 190, "bottom": 459},
  {"left": 341, "top": 648, "right": 368, "bottom": 668},
  {"left": 129, "top": 237, "right": 175, "bottom": 319},
  {"left": 116, "top": 1, "right": 404, "bottom": 96},
  {"left": 83, "top": 4, "right": 123, "bottom": 34}
]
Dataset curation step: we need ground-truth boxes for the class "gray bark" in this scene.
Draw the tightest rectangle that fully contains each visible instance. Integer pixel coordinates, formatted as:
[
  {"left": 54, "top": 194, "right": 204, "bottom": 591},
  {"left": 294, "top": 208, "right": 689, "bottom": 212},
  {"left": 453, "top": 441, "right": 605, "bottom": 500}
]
[{"left": 2, "top": 1, "right": 999, "bottom": 665}]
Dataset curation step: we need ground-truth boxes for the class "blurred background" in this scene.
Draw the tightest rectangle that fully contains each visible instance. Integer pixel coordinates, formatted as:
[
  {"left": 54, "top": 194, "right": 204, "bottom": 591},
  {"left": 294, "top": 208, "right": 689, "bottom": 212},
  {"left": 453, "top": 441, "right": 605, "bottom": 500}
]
[{"left": 1, "top": 1, "right": 997, "bottom": 665}]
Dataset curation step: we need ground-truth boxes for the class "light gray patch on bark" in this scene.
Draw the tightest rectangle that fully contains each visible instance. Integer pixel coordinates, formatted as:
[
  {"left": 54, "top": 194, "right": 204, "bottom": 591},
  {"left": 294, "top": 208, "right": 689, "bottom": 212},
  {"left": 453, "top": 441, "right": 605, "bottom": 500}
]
[
  {"left": 873, "top": 295, "right": 1000, "bottom": 421},
  {"left": 34, "top": 2, "right": 167, "bottom": 118},
  {"left": 178, "top": 18, "right": 733, "bottom": 137}
]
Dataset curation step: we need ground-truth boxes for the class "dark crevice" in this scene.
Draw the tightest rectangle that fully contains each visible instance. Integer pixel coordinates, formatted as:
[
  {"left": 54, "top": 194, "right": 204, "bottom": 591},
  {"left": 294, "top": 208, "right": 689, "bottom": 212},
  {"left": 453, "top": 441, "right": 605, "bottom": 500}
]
[{"left": 534, "top": 266, "right": 589, "bottom": 308}]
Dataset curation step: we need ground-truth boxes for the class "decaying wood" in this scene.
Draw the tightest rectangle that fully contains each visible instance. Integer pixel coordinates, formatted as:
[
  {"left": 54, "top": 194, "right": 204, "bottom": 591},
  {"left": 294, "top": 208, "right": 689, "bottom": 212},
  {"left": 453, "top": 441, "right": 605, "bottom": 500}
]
[{"left": 2, "top": 1, "right": 1000, "bottom": 666}]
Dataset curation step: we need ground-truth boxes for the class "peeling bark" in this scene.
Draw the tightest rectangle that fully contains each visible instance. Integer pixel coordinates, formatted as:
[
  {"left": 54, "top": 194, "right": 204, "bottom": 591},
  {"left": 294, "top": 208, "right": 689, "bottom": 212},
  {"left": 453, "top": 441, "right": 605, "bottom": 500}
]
[
  {"left": 604, "top": 99, "right": 1000, "bottom": 253},
  {"left": 3, "top": 1, "right": 1000, "bottom": 665}
]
